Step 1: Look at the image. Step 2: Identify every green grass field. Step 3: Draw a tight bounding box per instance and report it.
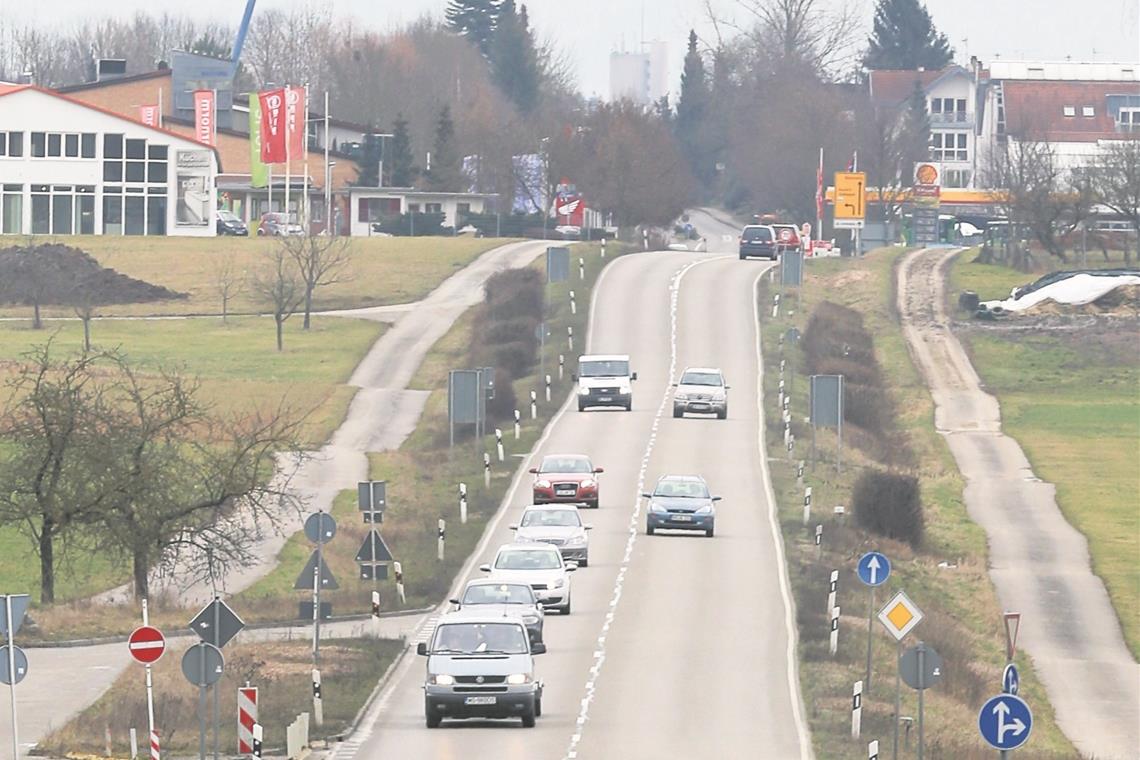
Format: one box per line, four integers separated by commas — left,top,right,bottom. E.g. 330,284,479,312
0,234,509,318
761,250,1077,758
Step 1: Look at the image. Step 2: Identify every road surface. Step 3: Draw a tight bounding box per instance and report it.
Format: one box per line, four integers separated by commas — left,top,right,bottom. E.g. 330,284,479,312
898,247,1140,759
335,210,811,760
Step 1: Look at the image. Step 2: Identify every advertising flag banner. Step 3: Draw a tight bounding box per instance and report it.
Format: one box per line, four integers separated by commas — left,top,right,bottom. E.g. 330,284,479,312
139,105,159,127
193,90,215,146
249,96,268,188
286,86,306,158
259,88,287,164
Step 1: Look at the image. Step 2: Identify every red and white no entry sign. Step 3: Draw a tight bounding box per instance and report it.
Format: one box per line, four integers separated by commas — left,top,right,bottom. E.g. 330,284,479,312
128,625,167,664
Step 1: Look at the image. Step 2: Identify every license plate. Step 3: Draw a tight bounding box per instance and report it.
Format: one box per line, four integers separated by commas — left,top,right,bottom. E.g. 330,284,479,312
671,514,692,522
556,489,576,496
598,396,612,402
465,696,497,705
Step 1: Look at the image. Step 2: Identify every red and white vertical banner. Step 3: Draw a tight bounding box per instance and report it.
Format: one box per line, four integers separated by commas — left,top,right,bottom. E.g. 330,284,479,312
259,88,287,164
193,90,215,146
285,86,305,159
139,105,159,127
150,730,160,760
238,687,258,755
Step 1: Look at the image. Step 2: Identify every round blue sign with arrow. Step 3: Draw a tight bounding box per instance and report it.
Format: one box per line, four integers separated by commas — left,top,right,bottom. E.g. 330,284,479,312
856,551,891,587
979,694,1032,750
1003,663,1020,695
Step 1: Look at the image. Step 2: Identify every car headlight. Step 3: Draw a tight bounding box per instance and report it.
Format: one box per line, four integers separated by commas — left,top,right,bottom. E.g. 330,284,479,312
578,386,590,395
619,384,632,394
649,501,667,513
581,478,596,489
567,534,587,545
696,504,713,514
535,479,551,489
554,578,565,588
506,673,532,685
431,674,455,685
522,615,540,624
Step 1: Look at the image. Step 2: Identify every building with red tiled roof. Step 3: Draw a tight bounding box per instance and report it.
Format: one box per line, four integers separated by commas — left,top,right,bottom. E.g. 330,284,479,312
0,85,220,236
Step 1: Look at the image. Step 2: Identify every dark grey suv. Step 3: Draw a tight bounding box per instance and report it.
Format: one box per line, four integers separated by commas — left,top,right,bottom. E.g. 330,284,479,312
739,225,778,260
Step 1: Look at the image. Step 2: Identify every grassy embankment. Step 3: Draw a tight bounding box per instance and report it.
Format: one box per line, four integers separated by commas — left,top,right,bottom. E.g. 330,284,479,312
758,250,1077,758
235,242,632,623
949,250,1140,658
38,637,403,755
0,236,506,616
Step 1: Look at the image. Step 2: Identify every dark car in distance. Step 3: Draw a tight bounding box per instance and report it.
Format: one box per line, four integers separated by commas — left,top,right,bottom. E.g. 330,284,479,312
739,225,778,260
216,210,248,236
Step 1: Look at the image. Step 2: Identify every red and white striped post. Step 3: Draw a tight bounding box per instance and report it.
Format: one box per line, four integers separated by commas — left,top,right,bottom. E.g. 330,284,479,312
150,729,160,760
238,686,258,756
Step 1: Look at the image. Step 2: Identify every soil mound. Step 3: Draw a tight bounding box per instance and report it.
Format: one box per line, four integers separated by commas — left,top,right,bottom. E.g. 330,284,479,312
0,243,186,305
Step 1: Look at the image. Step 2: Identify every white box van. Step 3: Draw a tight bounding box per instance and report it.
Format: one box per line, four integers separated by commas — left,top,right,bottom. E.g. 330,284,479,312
574,354,637,411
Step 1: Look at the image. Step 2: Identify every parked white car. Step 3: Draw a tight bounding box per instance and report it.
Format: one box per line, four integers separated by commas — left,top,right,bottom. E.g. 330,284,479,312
480,543,577,614
511,505,592,566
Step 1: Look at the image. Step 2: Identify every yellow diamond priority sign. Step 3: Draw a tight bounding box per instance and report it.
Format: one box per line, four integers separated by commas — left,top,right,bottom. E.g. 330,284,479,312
877,590,924,641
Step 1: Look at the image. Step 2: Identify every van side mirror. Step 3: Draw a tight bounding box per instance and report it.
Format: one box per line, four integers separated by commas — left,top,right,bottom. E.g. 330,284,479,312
528,468,539,474
631,372,638,381
571,374,578,382
531,642,547,655
564,562,578,572
593,467,604,473
712,496,722,502
479,563,491,572
509,524,519,530
641,492,652,499
417,642,428,656
584,524,593,530
448,598,460,605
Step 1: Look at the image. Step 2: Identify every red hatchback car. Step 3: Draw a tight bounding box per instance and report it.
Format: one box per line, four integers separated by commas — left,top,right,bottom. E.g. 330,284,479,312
529,454,604,509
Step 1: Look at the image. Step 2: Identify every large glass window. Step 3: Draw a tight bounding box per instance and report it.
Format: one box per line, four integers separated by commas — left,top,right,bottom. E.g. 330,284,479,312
125,138,146,159
147,196,167,235
81,133,96,158
124,196,145,235
47,133,61,157
104,161,123,182
64,133,79,158
104,134,124,159
31,132,46,158
3,132,22,157
126,161,146,182
76,188,95,234
103,192,122,235
1,185,23,234
31,190,50,233
52,194,73,234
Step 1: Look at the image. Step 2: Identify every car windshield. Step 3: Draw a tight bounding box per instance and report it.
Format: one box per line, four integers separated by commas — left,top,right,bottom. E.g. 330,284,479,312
539,456,592,473
432,622,529,654
219,211,240,222
579,360,629,378
494,548,561,570
680,371,723,386
653,479,710,498
462,583,536,605
743,226,771,241
521,509,581,528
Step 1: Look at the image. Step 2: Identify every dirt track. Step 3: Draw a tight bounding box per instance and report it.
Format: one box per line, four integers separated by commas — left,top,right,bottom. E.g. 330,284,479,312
898,247,1140,760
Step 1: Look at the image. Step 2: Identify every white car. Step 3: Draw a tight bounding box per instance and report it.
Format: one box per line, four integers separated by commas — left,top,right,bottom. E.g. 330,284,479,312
480,543,577,614
673,367,729,419
511,505,593,566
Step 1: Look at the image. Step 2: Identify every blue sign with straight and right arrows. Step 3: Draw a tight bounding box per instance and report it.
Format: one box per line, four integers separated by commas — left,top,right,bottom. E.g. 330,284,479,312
856,551,891,587
979,694,1033,750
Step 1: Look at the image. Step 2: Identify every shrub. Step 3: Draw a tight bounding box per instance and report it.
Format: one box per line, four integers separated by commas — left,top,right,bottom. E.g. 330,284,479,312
484,269,543,322
813,357,882,388
852,469,924,547
844,382,893,435
482,316,540,349
490,341,536,378
486,367,518,422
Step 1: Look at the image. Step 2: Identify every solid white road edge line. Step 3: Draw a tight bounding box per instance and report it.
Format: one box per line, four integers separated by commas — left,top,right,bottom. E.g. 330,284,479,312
563,254,725,760
751,269,814,759
330,244,629,758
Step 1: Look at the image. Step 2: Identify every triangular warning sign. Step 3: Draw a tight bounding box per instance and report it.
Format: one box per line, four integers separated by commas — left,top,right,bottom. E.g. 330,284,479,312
294,550,339,591
355,531,395,563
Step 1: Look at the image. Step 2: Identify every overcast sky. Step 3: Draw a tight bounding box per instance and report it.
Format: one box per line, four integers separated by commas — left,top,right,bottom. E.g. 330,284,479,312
3,0,1137,96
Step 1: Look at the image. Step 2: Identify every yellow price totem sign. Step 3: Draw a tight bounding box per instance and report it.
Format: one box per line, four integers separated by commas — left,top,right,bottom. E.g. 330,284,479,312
834,171,866,229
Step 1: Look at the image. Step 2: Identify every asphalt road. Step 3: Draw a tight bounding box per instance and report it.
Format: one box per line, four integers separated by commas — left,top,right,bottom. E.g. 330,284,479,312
335,211,811,760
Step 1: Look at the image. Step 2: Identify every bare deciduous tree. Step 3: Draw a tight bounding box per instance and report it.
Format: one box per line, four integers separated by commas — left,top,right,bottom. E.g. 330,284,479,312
280,233,352,329
731,0,859,76
251,248,305,351
1093,140,1140,263
212,253,247,324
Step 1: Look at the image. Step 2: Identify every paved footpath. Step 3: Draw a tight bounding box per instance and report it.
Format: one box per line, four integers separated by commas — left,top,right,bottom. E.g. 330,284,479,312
0,239,549,760
898,247,1140,760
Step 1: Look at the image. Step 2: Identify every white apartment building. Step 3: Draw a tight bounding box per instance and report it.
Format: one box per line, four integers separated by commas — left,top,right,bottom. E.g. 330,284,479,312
0,85,220,237
609,41,669,104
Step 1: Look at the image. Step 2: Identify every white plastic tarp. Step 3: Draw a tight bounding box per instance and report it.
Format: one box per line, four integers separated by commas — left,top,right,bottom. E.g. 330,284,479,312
982,273,1140,312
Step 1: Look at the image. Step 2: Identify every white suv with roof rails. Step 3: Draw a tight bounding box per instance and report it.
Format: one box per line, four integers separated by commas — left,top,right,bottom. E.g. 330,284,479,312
673,367,729,419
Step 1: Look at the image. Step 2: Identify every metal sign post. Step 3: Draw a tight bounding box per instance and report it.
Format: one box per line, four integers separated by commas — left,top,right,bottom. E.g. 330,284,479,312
877,590,924,760
857,552,892,692
4,593,28,760
141,599,157,757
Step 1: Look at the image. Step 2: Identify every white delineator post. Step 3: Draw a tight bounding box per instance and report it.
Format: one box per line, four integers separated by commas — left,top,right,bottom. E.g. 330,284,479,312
514,409,521,440
827,569,838,619
530,391,537,419
545,375,552,403
803,486,813,526
852,680,863,738
252,724,263,759
141,598,157,758
495,429,504,462
601,238,606,258
130,728,138,760
868,739,879,760
578,257,585,280
567,326,574,351
830,605,841,656
483,452,491,488
394,562,406,605
437,519,446,561
558,354,565,381
312,668,323,726
569,290,576,315
459,482,468,524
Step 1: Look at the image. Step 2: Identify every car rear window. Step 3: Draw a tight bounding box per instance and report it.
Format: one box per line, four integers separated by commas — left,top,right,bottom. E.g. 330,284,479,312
743,226,772,241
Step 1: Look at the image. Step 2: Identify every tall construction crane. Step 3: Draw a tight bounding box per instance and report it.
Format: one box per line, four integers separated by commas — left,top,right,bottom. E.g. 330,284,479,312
229,0,258,81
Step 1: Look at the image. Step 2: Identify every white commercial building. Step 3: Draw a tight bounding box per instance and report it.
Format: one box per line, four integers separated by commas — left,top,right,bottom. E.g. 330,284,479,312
349,188,498,237
0,85,220,237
